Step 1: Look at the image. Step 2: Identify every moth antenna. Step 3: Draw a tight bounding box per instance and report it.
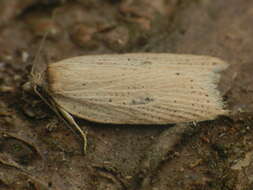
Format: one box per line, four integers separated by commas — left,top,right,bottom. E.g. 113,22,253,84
31,30,49,78
28,12,88,154
31,9,58,79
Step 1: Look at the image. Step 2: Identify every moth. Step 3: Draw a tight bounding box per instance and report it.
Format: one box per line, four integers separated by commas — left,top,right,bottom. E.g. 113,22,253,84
28,53,229,153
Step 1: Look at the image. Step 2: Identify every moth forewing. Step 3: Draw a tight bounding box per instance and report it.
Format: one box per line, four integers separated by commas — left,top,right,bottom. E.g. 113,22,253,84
47,53,229,125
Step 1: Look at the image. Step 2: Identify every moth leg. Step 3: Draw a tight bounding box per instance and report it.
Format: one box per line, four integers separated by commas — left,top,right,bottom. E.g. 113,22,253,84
33,86,88,153
58,108,88,154
32,85,88,153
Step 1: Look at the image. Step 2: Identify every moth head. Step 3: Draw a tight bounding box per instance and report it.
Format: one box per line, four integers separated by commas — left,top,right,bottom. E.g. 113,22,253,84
22,62,47,95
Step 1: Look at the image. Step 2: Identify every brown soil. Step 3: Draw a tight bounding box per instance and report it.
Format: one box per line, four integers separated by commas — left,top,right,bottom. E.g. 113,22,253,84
0,0,253,190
